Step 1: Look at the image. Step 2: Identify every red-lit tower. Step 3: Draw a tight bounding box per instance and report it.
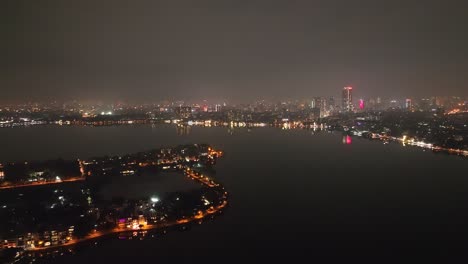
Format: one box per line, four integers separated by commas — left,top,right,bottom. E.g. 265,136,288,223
342,86,353,112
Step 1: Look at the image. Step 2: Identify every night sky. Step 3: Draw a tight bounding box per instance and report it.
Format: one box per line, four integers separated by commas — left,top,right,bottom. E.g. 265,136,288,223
2,0,468,103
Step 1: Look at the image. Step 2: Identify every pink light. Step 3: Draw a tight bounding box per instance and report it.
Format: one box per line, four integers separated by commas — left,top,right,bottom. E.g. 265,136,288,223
359,99,364,110
346,135,352,144
344,86,353,90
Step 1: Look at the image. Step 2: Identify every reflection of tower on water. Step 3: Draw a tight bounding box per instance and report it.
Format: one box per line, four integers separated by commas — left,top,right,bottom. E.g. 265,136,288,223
176,125,191,135
342,135,352,145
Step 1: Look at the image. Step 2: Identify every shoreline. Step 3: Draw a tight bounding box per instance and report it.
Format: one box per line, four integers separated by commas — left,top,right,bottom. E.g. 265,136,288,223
348,132,468,159
22,168,228,252
0,177,85,190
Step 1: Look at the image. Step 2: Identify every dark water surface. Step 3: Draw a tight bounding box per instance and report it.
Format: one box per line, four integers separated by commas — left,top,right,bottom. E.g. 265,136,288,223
1,125,468,262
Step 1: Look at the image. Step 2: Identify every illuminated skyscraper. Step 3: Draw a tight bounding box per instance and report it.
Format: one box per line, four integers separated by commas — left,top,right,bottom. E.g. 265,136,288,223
342,86,353,112
328,97,335,108
359,99,364,110
175,106,192,118
405,99,412,110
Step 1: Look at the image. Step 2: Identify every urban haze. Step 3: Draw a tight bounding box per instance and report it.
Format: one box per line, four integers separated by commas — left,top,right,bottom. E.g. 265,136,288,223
1,1,468,263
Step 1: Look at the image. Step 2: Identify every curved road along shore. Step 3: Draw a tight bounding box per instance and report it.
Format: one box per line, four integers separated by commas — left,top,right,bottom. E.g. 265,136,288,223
26,168,228,252
0,177,85,190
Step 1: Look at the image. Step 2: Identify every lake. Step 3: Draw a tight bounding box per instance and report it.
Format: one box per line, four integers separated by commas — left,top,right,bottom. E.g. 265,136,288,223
1,124,468,262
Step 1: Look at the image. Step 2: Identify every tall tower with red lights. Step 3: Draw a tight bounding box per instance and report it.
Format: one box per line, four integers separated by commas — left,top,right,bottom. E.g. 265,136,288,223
342,86,353,112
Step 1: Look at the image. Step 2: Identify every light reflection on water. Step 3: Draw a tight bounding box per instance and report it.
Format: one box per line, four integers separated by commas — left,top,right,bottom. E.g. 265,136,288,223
1,125,468,262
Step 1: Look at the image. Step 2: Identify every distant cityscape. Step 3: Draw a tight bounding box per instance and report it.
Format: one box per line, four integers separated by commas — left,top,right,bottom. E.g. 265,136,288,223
1,88,467,125
5,0,468,261
0,88,467,263
1,87,467,157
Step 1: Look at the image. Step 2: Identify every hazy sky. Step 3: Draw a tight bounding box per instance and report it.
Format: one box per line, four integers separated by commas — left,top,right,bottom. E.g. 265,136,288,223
2,0,468,103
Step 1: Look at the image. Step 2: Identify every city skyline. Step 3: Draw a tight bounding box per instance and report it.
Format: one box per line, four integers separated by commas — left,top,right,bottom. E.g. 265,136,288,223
2,1,468,262
0,87,467,106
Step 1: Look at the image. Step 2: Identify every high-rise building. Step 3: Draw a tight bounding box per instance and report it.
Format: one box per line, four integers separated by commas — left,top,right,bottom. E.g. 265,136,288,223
319,98,327,117
175,106,192,119
420,98,431,111
342,86,353,112
325,97,335,114
405,99,412,110
359,99,365,110
328,97,335,109
309,97,328,117
310,99,316,109
0,163,4,180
